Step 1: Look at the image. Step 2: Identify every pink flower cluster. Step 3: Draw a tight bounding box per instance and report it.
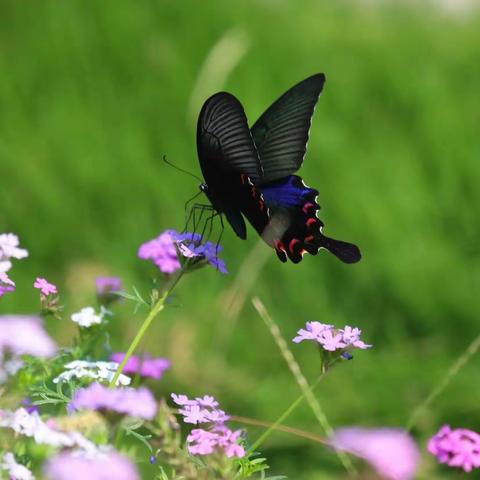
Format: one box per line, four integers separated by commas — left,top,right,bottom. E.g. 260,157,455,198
138,230,181,274
428,425,480,472
33,277,57,296
171,394,245,458
69,383,157,420
110,353,170,380
293,321,372,352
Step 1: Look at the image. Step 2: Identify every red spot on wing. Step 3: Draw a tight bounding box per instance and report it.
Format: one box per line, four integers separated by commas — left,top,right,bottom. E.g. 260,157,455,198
306,218,317,228
289,238,300,253
302,202,315,214
304,235,315,243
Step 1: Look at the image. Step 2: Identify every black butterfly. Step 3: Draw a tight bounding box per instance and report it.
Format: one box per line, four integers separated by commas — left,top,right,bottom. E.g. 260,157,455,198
196,73,361,264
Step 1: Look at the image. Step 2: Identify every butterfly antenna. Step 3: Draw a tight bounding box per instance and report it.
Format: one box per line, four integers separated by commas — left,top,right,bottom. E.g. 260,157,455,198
163,155,203,182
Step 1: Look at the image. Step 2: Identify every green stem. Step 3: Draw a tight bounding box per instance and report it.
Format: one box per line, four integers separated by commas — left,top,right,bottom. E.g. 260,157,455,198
247,375,323,454
109,263,188,388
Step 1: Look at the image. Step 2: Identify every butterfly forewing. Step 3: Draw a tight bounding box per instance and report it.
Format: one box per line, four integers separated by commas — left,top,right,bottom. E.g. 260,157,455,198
197,92,262,184
251,73,326,183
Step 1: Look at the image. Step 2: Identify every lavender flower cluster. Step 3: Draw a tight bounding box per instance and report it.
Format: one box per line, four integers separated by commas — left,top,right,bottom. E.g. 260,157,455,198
172,394,245,458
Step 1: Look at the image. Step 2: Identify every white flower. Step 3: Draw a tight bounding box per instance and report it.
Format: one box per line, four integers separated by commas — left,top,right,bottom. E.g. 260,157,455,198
1,452,34,480
0,408,92,448
71,307,103,328
53,360,131,387
0,233,29,273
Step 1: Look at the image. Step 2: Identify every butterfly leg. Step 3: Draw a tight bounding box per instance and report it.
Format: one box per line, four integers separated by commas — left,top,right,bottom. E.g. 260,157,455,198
183,191,202,228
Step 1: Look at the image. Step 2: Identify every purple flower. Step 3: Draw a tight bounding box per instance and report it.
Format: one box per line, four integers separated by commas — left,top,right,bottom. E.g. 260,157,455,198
171,393,243,458
0,272,15,297
96,277,122,295
138,230,181,274
187,426,245,458
332,427,420,480
69,383,157,420
428,425,480,472
293,321,372,353
110,353,170,380
171,231,228,274
33,277,57,296
0,315,57,357
0,233,28,273
44,450,139,480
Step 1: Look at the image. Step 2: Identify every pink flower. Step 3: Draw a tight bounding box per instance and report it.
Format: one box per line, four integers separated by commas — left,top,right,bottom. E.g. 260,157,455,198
33,277,57,296
44,450,139,480
110,353,170,380
69,383,157,420
428,425,480,472
332,427,420,480
0,315,56,357
171,393,244,458
0,272,15,297
138,230,181,274
293,322,372,353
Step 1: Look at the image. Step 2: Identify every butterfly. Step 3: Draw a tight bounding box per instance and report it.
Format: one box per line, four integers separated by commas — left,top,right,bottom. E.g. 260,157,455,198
196,73,361,264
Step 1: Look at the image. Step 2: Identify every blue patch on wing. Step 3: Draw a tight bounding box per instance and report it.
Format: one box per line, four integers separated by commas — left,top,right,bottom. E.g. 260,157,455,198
260,175,318,208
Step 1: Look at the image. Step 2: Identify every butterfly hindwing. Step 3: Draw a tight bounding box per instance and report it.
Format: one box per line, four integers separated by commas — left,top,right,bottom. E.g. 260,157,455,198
251,73,325,183
260,175,361,264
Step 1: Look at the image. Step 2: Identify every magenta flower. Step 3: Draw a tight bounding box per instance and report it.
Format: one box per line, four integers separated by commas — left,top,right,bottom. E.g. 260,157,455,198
44,450,139,480
428,425,480,472
171,393,244,458
95,276,122,295
110,353,170,380
0,272,15,297
69,383,157,420
0,315,56,357
33,277,57,296
293,321,372,353
332,427,420,480
138,230,181,274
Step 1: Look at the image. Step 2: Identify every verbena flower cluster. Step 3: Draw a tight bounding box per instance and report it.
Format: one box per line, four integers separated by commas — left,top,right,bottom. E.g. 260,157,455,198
293,321,371,353
172,394,245,457
138,229,227,274
53,360,131,386
0,233,28,273
428,425,480,472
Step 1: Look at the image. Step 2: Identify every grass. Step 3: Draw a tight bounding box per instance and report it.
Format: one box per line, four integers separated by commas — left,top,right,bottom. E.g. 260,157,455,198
1,1,479,477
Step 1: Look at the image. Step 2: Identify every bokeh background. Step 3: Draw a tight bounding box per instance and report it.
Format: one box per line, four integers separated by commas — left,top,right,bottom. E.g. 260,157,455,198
1,1,479,478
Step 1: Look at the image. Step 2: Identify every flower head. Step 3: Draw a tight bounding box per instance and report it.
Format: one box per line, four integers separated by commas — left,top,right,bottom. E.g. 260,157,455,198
138,229,228,275
53,360,131,387
71,306,106,328
138,230,181,274
44,450,139,480
171,393,244,458
171,231,228,274
0,272,15,297
69,383,157,420
293,321,372,354
110,353,170,380
33,277,57,296
0,408,94,449
0,315,56,357
428,425,480,472
332,427,420,480
95,277,122,305
1,452,34,480
0,233,28,273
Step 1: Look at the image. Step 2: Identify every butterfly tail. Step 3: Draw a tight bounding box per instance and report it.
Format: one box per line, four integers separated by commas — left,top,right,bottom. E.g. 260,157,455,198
318,233,361,264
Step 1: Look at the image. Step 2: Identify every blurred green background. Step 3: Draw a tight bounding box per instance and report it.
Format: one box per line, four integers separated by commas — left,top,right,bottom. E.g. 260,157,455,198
1,0,479,478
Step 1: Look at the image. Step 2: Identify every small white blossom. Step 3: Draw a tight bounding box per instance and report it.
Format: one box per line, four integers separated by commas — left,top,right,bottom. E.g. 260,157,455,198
0,233,29,273
1,452,34,480
71,307,103,328
53,360,131,386
0,408,93,448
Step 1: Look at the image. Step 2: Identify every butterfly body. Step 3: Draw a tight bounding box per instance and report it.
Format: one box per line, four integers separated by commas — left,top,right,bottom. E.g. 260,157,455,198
196,74,361,264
